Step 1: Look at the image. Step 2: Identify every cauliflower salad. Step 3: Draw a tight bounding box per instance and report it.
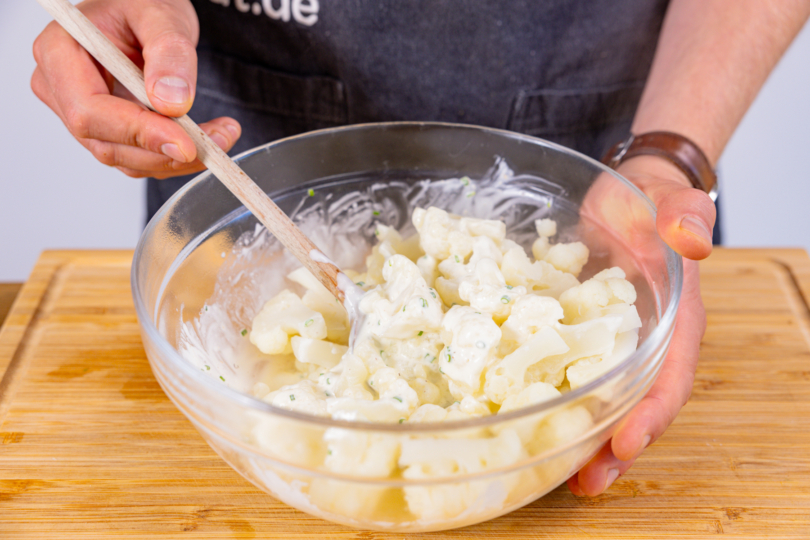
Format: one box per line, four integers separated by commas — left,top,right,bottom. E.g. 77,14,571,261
248,206,641,424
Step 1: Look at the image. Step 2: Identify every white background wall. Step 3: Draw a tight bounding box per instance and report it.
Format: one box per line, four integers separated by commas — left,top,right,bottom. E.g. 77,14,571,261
1,2,808,282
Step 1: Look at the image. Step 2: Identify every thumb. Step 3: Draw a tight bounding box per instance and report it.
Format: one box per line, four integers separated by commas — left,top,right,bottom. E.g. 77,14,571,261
127,1,200,117
617,156,716,260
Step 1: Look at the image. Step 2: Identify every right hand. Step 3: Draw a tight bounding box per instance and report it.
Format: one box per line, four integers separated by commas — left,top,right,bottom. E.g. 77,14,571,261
31,0,241,179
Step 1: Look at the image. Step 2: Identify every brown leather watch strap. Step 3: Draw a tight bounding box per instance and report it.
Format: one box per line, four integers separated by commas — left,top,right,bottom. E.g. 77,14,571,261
602,131,718,200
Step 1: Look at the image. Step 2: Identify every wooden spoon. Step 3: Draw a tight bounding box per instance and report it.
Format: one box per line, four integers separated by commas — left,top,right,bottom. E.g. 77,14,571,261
36,0,365,330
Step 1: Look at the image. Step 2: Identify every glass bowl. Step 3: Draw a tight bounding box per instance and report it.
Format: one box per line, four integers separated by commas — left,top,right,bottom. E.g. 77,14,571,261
132,122,681,532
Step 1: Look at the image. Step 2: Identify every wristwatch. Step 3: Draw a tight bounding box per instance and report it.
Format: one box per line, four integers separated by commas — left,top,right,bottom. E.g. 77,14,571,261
602,131,718,201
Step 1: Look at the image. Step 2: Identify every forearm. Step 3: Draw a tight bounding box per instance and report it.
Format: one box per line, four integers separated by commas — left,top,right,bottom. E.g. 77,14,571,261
633,0,810,165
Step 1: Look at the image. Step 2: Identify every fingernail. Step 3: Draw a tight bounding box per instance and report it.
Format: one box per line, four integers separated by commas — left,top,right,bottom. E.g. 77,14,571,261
161,143,188,163
210,131,228,149
225,123,240,139
637,434,651,457
680,215,712,243
604,468,620,492
153,76,190,104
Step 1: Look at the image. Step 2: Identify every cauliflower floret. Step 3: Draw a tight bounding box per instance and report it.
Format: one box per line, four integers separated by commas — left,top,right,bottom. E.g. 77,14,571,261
525,315,623,387
250,290,327,354
412,207,506,260
287,268,350,344
483,326,569,404
543,242,589,277
307,429,401,521
438,306,502,393
499,295,565,354
499,381,561,413
566,328,640,389
531,218,557,260
458,258,527,320
264,380,328,416
251,415,326,468
416,254,439,287
290,336,347,369
359,255,444,339
501,247,579,298
559,267,638,324
399,429,525,522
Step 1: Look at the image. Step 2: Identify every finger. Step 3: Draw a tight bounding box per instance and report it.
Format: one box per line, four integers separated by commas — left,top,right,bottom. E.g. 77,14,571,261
33,19,199,163
124,1,200,116
618,156,716,260
610,259,704,461
573,442,638,497
108,118,241,177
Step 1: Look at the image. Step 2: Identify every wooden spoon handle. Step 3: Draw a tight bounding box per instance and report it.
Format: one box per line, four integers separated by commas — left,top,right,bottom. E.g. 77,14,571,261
36,0,344,300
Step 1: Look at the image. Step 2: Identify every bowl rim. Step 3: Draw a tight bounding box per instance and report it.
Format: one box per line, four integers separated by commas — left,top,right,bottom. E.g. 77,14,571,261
132,121,683,433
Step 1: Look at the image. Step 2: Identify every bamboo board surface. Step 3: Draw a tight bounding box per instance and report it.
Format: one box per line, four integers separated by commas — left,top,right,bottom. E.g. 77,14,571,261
0,248,808,539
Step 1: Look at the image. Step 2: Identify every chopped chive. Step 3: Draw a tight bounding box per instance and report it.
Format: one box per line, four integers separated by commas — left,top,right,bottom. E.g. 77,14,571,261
328,449,332,455
430,356,435,363
506,285,513,290
307,188,315,196
389,260,393,266
447,348,452,362
374,229,380,236
304,318,314,327
466,191,476,198
219,375,225,381
369,380,374,385
289,394,296,401
205,365,210,370
417,331,423,336
327,378,331,384
240,328,247,336
420,298,428,308
393,396,403,403
356,281,365,287
399,418,405,424
547,200,552,208
204,306,208,312
429,289,437,298
373,210,380,216
402,306,406,312
454,255,460,263
501,295,510,304
461,177,470,186
380,350,384,355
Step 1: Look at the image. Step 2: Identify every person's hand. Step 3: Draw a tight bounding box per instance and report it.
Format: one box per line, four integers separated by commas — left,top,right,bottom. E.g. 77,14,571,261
568,155,715,496
31,0,241,179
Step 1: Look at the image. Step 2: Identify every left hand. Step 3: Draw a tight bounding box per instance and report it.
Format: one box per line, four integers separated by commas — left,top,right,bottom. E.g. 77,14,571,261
568,155,715,496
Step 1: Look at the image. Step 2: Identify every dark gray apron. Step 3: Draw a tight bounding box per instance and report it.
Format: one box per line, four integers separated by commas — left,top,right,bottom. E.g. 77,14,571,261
148,0,678,228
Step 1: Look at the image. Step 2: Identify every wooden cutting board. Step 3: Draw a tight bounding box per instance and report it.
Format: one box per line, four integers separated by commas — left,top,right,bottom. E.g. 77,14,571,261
1,248,809,539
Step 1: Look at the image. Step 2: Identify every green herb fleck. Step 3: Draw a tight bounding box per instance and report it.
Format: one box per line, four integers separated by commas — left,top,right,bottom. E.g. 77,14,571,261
506,285,513,290
429,289,437,298
454,255,460,263
204,306,208,312
240,328,247,336
399,418,405,424
417,331,423,336
205,365,210,370
328,449,332,455
374,229,380,236
393,396,403,403
501,295,510,304
420,298,428,308
402,305,406,312
461,177,470,186
307,188,315,197
369,380,374,385
430,356,435,363
289,394,296,401
304,318,314,327
389,260,393,266
447,348,452,362
466,191,476,198
372,210,380,216
219,375,225,381
547,200,552,208
356,281,365,287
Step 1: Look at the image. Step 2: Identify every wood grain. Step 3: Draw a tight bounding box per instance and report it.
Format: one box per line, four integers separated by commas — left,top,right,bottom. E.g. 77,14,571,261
0,248,809,538
0,284,22,329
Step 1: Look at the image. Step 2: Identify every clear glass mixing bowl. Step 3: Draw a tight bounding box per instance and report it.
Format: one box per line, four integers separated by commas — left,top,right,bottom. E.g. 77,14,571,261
132,122,681,532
